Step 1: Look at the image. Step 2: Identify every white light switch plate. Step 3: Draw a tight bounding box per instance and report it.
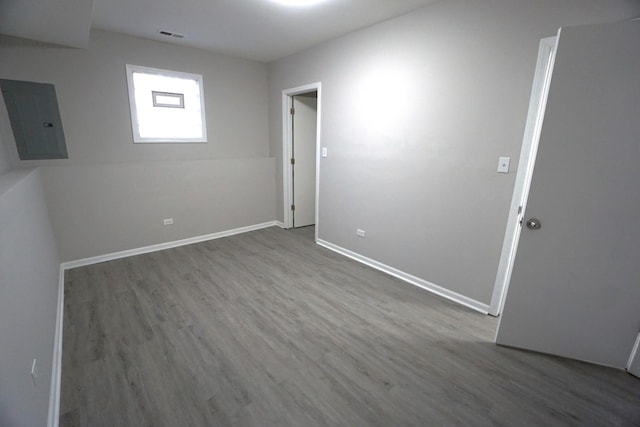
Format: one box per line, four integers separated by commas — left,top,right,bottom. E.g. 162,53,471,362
497,157,510,173
321,147,328,158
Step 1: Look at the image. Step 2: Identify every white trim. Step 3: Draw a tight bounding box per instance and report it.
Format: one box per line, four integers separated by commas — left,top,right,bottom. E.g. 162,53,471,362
47,266,65,427
314,86,322,243
152,91,185,108
46,221,487,425
48,221,279,423
125,64,207,144
282,82,322,242
626,332,640,377
282,92,292,229
317,239,489,314
61,221,279,270
489,35,558,317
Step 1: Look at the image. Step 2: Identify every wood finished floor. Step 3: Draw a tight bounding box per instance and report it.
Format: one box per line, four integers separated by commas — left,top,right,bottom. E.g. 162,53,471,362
60,226,640,426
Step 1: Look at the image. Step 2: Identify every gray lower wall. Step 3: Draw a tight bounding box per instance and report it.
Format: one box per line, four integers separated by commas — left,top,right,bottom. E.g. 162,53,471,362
40,158,275,261
0,30,276,262
0,169,60,427
268,0,640,305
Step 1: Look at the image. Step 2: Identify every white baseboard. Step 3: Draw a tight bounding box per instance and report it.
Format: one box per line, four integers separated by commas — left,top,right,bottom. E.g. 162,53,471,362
49,222,485,427
316,239,489,314
61,221,279,270
49,221,281,424
627,332,640,378
47,266,65,427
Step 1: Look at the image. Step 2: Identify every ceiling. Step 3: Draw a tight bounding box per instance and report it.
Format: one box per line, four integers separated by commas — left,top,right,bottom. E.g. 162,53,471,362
0,0,438,63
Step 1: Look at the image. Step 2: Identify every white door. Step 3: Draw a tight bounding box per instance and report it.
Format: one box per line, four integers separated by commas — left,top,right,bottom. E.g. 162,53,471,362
292,94,317,228
496,21,640,368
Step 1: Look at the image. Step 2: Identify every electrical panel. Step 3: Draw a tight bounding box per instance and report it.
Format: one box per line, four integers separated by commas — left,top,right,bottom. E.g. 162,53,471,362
1,79,68,160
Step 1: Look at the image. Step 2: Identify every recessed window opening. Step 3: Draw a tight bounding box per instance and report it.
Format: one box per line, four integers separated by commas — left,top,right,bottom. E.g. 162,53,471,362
126,64,207,143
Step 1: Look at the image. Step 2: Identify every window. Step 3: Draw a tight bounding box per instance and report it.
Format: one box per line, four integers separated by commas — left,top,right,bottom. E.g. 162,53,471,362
125,64,207,143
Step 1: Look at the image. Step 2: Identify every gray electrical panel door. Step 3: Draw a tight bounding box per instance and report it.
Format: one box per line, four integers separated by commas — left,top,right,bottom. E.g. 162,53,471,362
0,79,68,160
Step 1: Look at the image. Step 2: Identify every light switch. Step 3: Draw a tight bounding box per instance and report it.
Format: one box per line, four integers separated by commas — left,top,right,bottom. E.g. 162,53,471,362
321,147,328,158
497,157,510,173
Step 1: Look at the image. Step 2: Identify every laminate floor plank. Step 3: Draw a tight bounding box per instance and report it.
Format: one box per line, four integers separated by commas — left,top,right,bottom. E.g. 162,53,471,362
60,226,640,426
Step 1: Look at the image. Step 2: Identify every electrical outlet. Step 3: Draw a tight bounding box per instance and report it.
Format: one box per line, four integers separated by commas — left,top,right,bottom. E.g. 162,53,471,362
31,359,38,387
163,218,174,225
356,229,366,238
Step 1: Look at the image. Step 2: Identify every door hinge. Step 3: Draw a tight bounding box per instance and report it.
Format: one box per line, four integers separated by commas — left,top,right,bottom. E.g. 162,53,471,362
291,204,295,211
291,158,295,165
290,107,295,115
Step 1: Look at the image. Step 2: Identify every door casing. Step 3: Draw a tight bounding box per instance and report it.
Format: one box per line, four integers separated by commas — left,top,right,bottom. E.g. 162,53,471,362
489,36,558,317
282,82,322,240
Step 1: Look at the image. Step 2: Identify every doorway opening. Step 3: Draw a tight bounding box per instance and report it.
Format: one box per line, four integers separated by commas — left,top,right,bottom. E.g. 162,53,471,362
282,82,321,241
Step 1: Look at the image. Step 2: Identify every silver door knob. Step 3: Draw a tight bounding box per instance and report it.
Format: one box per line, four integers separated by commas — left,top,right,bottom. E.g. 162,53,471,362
526,218,542,230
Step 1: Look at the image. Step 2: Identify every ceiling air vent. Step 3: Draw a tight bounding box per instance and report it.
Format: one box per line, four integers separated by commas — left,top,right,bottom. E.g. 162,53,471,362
159,30,185,39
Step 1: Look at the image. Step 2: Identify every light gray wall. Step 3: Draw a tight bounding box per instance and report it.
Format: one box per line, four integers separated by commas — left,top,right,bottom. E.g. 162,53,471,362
0,30,275,261
268,0,640,305
0,80,58,426
0,169,60,427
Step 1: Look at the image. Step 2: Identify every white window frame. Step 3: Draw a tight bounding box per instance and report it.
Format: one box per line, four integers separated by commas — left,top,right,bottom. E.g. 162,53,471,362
125,64,207,143
152,91,185,108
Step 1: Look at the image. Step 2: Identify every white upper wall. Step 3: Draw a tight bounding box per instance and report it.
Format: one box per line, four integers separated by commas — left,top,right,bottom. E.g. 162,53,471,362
268,0,640,306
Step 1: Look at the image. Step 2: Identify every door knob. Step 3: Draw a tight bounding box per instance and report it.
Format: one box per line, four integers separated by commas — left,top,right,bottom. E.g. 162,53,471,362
526,218,542,230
